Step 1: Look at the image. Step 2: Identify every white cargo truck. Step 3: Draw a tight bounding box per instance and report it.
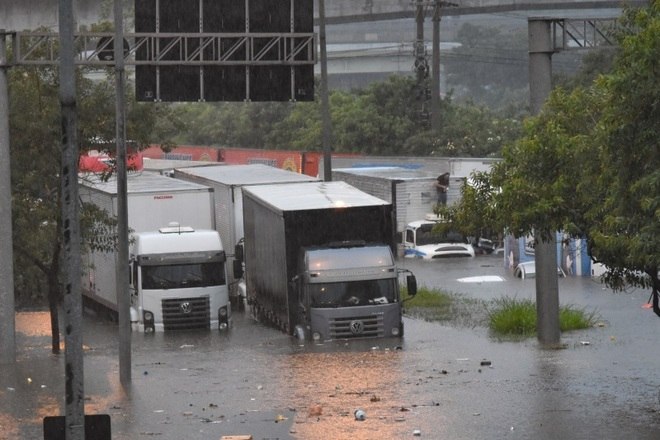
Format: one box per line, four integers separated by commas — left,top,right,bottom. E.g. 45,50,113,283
403,217,476,259
331,167,440,233
172,164,317,307
79,172,231,332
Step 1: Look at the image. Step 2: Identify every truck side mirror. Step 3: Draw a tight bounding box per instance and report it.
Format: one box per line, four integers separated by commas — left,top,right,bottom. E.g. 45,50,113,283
406,275,417,297
233,259,244,279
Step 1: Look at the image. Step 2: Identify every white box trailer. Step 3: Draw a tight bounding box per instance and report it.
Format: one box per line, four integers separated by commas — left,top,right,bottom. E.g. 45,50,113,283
80,172,216,232
172,164,318,306
332,167,440,233
79,172,231,331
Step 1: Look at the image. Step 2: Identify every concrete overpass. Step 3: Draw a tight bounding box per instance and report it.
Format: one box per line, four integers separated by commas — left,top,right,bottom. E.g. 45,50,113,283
1,0,647,31
1,0,645,91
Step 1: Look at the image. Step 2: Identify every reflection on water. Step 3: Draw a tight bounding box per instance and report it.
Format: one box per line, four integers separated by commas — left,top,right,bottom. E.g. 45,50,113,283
16,311,52,337
2,312,130,439
280,346,411,440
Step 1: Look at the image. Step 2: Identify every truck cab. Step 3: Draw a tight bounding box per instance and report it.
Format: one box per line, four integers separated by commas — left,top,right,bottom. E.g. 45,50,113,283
129,225,231,332
403,220,475,259
293,243,415,341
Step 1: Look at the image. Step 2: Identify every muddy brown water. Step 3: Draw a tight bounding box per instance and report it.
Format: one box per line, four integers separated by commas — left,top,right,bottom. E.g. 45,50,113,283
2,254,660,439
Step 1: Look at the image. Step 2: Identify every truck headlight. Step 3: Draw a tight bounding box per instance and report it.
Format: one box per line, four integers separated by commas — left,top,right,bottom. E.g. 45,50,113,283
391,327,400,336
218,306,229,329
143,310,155,333
312,332,321,341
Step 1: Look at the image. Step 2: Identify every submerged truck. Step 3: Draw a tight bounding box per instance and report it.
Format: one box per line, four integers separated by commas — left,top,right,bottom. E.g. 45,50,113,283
403,217,476,259
79,173,231,332
173,164,318,307
240,181,417,341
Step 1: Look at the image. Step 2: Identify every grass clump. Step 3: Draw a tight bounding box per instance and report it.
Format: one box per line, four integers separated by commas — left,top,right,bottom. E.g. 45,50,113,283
402,285,453,321
559,305,599,332
402,285,488,327
488,297,599,338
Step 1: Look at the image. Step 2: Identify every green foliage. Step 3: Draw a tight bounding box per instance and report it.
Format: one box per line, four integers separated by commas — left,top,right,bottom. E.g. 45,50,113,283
164,74,519,158
8,62,168,307
441,4,659,300
559,305,599,332
587,4,660,292
488,297,537,337
487,297,598,337
402,285,488,327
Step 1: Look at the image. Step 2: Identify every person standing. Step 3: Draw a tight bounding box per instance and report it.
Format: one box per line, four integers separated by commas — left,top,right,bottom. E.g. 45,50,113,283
435,172,450,205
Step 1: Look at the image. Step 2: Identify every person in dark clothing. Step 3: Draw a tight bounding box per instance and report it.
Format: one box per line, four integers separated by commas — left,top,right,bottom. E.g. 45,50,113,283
435,172,450,205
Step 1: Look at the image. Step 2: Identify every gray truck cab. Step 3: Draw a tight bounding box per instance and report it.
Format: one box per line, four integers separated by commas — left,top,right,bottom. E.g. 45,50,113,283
293,242,416,341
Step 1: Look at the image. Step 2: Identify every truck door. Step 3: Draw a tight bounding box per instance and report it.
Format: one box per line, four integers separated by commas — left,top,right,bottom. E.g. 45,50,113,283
404,228,415,252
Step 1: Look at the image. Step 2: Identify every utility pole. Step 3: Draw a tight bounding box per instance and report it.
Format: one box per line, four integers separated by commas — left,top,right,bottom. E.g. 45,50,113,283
414,0,430,125
114,0,131,387
59,0,86,437
525,16,617,347
430,1,456,132
431,1,441,132
0,30,16,366
319,0,333,181
528,18,560,347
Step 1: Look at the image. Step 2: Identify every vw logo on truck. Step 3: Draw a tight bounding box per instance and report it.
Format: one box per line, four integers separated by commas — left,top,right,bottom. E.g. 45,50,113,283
180,302,193,314
350,320,365,335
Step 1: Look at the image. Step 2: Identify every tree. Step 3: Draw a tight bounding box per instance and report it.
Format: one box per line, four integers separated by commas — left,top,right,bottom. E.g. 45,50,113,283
588,4,660,315
9,45,175,351
162,74,522,158
439,4,660,316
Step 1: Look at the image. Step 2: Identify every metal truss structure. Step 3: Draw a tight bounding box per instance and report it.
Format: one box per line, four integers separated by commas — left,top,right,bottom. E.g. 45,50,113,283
11,32,316,66
549,18,618,51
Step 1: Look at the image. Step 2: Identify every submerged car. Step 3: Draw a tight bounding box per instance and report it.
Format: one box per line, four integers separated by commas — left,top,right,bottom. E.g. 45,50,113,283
403,220,476,259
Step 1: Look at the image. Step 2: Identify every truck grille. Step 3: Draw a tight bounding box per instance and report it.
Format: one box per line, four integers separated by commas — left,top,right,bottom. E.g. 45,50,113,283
161,297,210,331
329,315,384,339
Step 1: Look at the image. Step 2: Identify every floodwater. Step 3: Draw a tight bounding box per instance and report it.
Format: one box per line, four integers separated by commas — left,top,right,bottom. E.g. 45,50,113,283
2,254,660,439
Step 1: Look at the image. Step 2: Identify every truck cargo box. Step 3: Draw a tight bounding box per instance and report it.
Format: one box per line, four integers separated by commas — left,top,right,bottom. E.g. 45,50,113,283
332,167,440,233
173,164,318,302
79,172,215,232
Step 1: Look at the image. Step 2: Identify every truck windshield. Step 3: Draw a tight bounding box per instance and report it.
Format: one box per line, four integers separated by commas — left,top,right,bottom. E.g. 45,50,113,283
142,262,226,290
416,224,466,245
308,279,397,308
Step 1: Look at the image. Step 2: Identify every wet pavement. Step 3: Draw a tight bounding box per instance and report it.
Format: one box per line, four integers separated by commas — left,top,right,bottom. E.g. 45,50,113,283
2,254,660,439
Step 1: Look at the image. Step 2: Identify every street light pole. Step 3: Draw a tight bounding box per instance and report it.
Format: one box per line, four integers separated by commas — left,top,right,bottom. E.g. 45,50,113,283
0,30,16,366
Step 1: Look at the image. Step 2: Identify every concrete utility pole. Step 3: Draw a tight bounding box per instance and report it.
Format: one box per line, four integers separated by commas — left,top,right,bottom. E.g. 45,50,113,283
431,1,441,132
114,0,131,387
0,30,16,366
415,0,426,86
59,0,86,438
528,18,560,347
319,0,333,181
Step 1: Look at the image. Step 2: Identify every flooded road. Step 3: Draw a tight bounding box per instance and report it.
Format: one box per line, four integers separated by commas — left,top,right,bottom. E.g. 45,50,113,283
2,254,660,439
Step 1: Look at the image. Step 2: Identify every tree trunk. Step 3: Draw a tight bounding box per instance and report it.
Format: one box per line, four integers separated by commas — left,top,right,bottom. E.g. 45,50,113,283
48,294,60,353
